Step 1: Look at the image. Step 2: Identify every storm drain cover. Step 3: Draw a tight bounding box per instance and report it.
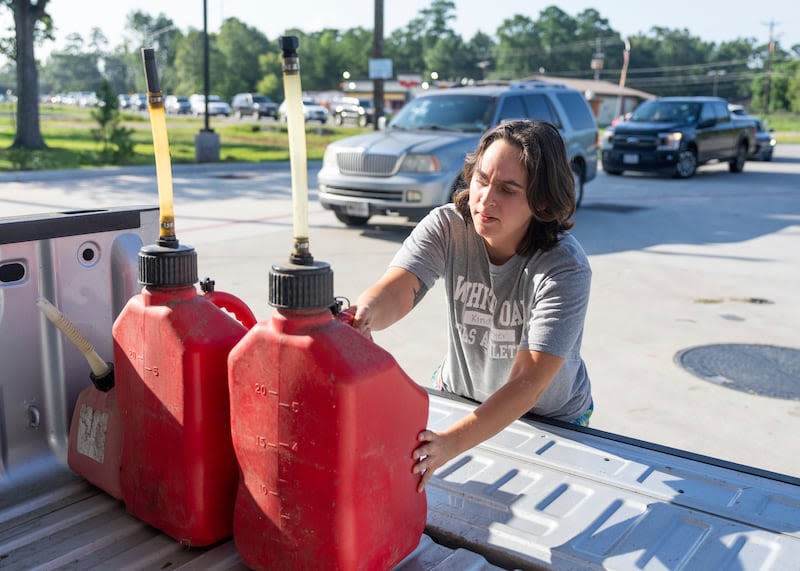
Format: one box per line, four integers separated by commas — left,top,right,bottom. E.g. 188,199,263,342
676,344,800,400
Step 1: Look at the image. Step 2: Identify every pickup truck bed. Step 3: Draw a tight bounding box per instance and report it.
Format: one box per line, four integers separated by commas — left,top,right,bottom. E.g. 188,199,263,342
2,208,799,570
2,394,799,570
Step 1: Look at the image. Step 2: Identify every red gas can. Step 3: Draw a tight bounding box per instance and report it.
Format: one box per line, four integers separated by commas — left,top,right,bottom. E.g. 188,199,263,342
228,261,428,570
113,244,256,546
68,371,123,500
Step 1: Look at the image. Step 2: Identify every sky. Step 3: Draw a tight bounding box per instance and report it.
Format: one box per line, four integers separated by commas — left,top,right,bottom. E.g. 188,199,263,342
6,0,798,61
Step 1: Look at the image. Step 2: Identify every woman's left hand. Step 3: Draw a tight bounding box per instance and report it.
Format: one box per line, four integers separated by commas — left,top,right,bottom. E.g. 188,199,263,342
411,429,459,492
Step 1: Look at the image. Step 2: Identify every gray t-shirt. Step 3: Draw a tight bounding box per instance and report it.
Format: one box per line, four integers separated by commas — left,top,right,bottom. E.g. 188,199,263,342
391,204,592,422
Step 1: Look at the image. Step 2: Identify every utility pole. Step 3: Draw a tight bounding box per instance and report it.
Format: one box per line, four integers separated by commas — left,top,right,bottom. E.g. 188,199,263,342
373,0,384,130
591,37,604,81
762,20,777,115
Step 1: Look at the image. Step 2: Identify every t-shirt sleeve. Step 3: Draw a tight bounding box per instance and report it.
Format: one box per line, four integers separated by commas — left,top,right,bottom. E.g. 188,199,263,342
389,207,451,291
520,245,592,359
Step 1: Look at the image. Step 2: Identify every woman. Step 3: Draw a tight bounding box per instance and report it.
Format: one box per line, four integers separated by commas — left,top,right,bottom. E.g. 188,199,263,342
347,119,593,492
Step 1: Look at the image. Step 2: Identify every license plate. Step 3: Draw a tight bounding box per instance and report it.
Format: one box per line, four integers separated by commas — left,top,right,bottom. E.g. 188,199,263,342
623,153,639,165
345,202,369,217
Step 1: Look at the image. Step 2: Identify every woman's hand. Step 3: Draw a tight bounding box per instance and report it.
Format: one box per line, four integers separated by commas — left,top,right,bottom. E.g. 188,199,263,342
411,430,460,492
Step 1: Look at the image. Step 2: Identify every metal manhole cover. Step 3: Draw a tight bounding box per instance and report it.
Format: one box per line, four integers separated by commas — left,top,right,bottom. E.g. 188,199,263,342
675,344,800,400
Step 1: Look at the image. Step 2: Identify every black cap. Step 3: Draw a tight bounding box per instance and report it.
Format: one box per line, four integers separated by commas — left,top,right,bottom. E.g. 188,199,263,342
138,243,198,287
269,260,334,310
278,36,299,58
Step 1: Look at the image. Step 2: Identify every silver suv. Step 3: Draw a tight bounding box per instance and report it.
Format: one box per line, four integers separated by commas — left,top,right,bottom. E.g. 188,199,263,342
317,82,598,226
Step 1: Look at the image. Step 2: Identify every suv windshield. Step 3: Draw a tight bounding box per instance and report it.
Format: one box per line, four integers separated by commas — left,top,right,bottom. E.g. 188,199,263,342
390,94,496,132
631,100,700,124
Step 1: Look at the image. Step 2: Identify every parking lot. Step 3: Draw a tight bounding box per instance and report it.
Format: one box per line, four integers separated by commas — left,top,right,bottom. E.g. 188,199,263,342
3,145,799,477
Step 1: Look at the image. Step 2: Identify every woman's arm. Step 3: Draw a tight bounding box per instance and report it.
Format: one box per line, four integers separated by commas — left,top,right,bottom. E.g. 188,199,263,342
351,267,425,335
412,348,564,491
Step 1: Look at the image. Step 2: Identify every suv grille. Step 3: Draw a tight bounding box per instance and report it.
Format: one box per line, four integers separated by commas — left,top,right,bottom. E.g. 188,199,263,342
324,186,404,201
337,152,399,176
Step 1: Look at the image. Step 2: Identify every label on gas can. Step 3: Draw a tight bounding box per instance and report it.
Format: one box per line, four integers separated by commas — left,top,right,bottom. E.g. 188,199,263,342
76,404,108,463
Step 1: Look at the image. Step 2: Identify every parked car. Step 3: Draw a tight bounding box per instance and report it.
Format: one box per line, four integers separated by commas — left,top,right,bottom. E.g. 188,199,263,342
278,98,329,124
332,96,374,127
317,82,598,226
165,95,191,115
127,93,148,111
231,93,278,119
750,118,776,161
189,94,231,117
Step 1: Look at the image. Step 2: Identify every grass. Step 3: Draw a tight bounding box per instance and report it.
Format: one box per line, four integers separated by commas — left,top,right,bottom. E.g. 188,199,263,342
0,103,799,172
0,103,364,171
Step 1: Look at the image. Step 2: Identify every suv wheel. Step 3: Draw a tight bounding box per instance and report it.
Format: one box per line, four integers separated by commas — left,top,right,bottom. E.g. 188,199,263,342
571,162,585,208
334,210,370,227
358,114,368,128
334,114,344,126
235,110,244,119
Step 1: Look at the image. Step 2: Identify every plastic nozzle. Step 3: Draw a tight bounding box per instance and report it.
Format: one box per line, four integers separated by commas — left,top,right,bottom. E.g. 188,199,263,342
37,297,111,379
278,36,299,58
142,48,161,94
141,47,177,246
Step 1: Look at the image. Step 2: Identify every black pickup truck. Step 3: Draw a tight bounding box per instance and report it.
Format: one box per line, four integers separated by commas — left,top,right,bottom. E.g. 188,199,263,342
602,96,757,178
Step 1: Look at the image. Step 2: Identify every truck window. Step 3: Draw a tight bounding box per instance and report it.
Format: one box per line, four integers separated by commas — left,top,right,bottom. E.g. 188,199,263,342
713,101,731,123
700,103,716,124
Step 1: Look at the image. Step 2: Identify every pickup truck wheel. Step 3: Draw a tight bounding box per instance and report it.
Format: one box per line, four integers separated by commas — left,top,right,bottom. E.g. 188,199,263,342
358,115,368,128
334,114,344,126
729,142,747,173
674,149,697,178
334,211,370,227
571,162,584,208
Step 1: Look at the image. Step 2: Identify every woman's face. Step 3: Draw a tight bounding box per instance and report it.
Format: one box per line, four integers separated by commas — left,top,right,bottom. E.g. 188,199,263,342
468,139,533,264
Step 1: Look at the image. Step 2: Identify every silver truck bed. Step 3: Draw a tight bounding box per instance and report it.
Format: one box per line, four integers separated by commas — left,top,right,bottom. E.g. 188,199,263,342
2,208,799,570
2,391,799,570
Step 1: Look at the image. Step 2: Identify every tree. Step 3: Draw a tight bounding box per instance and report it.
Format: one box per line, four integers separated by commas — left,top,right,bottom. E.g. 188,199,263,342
2,0,52,150
493,15,539,78
215,17,271,97
91,80,133,164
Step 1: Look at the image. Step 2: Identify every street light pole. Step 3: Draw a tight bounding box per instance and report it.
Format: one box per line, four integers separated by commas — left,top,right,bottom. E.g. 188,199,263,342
707,70,726,97
615,39,631,119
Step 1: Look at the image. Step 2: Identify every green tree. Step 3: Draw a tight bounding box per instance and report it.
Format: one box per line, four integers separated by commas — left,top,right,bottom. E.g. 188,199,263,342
256,50,283,102
466,31,495,80
1,0,53,150
122,10,181,93
39,32,104,95
493,15,539,78
91,80,133,164
215,17,271,98
171,28,227,97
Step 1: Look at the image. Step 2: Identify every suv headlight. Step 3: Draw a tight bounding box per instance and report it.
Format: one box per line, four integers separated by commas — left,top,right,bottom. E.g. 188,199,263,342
323,146,338,169
657,132,682,151
399,154,441,173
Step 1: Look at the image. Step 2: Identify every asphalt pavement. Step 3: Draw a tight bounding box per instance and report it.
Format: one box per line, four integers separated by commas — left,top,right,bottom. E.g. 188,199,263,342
2,146,799,478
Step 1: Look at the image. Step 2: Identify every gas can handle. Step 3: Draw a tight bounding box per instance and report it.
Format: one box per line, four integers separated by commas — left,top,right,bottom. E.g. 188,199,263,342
200,278,258,329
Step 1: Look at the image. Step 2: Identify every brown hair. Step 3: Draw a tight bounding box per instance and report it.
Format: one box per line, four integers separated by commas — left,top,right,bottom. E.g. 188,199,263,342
454,120,575,254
